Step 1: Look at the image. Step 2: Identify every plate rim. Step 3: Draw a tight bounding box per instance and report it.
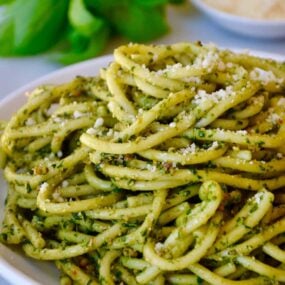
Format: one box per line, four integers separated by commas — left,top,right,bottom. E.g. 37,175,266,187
0,49,284,285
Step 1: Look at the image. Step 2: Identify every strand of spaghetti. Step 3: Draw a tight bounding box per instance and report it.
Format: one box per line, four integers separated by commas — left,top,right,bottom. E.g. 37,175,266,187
0,189,26,244
214,263,237,277
1,87,58,153
50,116,96,152
164,181,223,250
211,190,273,253
136,235,193,284
196,170,285,190
17,197,36,209
86,204,152,220
57,230,98,244
262,242,285,263
183,126,285,148
7,116,95,139
89,81,112,103
84,165,115,191
37,187,122,214
113,264,139,285
107,99,136,123
115,43,218,81
117,89,195,141
106,62,136,115
213,156,285,173
59,275,72,285
127,193,153,207
208,217,285,262
188,263,271,285
22,223,124,260
96,164,285,191
20,216,45,249
120,257,150,271
157,202,190,226
13,184,37,198
112,189,167,248
230,94,265,119
27,137,52,153
58,184,101,197
4,146,89,188
165,273,200,285
196,80,259,128
87,185,199,220
210,118,248,130
56,260,99,285
112,177,195,191
236,256,285,282
81,98,214,154
143,213,222,271
99,250,120,285
136,182,222,283
222,49,285,79
63,172,86,185
100,67,135,86
33,215,110,233
137,143,228,165
53,101,98,116
134,76,169,99
114,47,185,91
221,191,272,234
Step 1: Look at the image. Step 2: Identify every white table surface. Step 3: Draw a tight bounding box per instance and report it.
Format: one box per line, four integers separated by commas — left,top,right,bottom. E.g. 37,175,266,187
1,2,285,284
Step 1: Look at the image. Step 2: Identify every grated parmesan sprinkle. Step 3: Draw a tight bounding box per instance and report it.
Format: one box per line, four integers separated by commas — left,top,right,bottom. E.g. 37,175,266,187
62,180,69,187
155,242,165,254
250,67,283,85
266,113,282,125
86,128,97,135
181,143,197,155
25,118,36,126
146,164,157,172
57,150,63,158
208,141,219,150
73,110,85,119
94,117,104,128
40,182,49,192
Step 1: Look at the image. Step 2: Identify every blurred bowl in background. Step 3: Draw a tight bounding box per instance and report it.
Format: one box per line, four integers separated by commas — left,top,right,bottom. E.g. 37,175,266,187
191,0,285,39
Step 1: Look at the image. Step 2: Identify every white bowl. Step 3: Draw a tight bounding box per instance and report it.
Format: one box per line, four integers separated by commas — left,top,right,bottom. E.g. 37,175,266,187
191,0,285,38
0,50,284,285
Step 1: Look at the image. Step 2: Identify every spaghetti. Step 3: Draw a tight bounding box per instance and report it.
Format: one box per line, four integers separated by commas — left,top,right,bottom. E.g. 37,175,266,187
1,42,285,284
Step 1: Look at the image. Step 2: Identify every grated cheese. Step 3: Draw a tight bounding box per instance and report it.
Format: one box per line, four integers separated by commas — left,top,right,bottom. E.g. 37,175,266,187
86,128,97,135
266,112,282,125
57,150,63,158
62,180,69,187
25,118,36,126
250,67,283,85
73,110,85,119
94,117,104,128
181,143,197,155
40,182,49,192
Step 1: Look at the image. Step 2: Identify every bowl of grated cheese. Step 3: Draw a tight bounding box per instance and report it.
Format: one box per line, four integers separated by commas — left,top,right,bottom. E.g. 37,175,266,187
191,0,285,38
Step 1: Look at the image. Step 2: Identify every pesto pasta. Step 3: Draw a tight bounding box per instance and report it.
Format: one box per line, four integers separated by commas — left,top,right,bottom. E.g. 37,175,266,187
1,42,285,285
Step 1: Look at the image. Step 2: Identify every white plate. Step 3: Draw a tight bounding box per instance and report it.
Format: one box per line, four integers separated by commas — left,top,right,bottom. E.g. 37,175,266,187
0,50,284,285
191,0,285,39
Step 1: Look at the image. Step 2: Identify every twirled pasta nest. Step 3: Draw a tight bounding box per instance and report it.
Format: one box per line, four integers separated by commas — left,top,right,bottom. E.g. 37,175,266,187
1,42,285,285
